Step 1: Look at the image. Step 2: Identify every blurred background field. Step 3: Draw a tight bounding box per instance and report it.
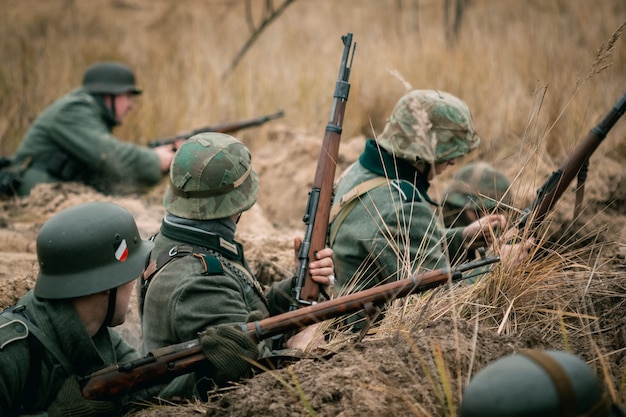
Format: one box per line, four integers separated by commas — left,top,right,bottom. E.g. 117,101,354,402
1,0,624,162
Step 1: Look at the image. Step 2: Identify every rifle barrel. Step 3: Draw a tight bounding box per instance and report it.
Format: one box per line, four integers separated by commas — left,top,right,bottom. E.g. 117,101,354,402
81,256,498,400
519,92,626,231
256,255,499,340
147,110,285,148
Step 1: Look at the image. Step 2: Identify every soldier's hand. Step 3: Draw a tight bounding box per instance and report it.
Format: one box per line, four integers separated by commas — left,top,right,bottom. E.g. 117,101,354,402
499,237,535,268
153,143,178,173
198,325,260,386
47,376,120,417
293,237,336,287
462,214,507,249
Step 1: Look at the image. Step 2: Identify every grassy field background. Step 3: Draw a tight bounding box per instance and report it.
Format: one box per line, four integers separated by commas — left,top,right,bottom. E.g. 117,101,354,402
1,0,625,165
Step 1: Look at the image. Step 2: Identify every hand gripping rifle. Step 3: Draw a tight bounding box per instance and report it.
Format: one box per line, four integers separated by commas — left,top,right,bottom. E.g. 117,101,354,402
517,92,626,233
147,110,285,148
80,255,499,400
292,32,356,307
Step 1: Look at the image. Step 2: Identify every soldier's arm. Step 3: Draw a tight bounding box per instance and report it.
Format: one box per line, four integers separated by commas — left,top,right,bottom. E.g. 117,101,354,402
51,100,162,184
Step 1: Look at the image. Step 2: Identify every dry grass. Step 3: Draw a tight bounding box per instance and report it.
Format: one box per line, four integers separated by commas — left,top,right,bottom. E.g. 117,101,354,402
1,1,625,166
2,0,626,414
366,205,626,402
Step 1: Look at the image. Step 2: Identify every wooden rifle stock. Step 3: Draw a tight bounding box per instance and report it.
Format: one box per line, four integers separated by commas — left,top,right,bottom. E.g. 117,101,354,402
147,110,285,148
518,92,626,232
81,256,499,400
293,33,356,306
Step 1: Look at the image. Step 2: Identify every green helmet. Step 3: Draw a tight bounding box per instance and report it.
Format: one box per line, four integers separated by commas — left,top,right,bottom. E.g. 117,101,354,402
34,201,153,299
460,350,622,417
82,61,142,95
443,162,511,211
163,132,259,220
377,89,480,165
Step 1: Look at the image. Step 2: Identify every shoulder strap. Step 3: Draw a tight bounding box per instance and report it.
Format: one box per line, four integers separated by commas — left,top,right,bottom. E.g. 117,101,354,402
1,306,75,375
329,176,390,246
0,314,28,349
140,244,225,316
140,243,269,311
2,306,75,416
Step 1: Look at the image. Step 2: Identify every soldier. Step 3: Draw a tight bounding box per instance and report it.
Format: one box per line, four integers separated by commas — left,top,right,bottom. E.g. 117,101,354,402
329,90,533,301
11,61,179,196
442,161,512,228
138,132,335,399
460,349,626,417
0,201,152,415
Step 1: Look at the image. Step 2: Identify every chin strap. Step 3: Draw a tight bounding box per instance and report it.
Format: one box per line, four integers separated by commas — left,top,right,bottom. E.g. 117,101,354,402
102,287,117,330
102,93,119,125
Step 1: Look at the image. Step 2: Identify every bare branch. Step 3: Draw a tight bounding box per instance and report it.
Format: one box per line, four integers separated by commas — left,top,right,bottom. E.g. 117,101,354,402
224,0,297,79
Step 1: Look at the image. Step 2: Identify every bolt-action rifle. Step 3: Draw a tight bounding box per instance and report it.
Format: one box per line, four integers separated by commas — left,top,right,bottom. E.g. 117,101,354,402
517,92,626,233
147,110,285,148
292,32,356,307
80,255,499,400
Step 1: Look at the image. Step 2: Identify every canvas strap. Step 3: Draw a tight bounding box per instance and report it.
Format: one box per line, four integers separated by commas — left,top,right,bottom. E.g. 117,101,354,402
328,176,390,246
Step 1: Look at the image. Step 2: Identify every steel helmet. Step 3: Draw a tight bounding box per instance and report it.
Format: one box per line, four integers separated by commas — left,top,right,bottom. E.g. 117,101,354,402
377,89,480,165
82,61,142,95
460,350,621,417
163,132,259,220
443,162,512,210
34,201,153,299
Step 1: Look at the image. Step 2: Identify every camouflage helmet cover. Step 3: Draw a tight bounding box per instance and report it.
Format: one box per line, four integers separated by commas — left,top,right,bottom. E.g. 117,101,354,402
377,89,480,164
460,349,620,417
82,61,142,95
164,132,259,220
34,201,154,299
443,162,512,210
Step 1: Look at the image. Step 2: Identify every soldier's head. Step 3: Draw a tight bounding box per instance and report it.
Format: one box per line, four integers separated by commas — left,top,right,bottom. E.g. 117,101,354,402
460,350,624,417
377,90,480,178
35,201,153,329
163,132,259,221
82,61,141,123
442,162,512,227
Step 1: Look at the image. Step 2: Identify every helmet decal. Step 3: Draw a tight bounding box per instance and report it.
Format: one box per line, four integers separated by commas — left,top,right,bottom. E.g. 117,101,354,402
114,239,128,262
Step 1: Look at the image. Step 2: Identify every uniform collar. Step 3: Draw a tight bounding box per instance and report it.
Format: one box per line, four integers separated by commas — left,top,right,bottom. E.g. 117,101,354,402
160,214,244,261
359,139,432,196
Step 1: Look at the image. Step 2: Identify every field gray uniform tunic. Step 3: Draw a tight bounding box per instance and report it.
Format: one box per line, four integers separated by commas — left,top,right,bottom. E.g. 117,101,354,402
330,139,467,293
139,214,294,398
14,88,161,196
0,291,139,416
